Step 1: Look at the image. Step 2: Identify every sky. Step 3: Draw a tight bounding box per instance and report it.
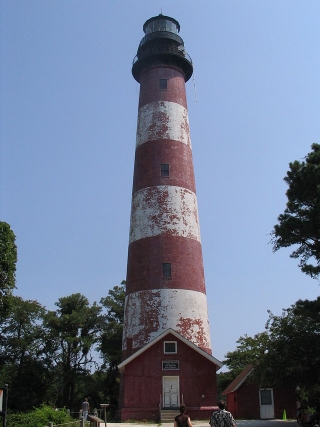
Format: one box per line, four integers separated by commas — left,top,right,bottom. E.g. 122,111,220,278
1,1,320,366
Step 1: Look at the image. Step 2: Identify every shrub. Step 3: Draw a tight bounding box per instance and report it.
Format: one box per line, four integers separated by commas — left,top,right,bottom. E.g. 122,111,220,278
7,405,74,427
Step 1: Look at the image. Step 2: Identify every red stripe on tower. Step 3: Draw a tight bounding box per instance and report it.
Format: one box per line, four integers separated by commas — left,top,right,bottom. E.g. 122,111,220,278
122,14,212,359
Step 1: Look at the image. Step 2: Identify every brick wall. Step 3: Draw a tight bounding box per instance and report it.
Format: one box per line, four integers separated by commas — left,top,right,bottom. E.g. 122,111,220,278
120,333,218,421
226,383,296,420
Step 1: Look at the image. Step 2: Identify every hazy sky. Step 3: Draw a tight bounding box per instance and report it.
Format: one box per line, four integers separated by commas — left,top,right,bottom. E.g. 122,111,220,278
1,1,320,365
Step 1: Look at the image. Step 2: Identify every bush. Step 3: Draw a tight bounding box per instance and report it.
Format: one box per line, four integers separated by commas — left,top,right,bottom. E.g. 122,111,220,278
7,405,74,427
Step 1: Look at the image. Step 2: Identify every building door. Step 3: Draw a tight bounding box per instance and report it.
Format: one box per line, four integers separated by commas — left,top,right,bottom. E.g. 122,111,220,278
259,388,274,419
163,376,179,408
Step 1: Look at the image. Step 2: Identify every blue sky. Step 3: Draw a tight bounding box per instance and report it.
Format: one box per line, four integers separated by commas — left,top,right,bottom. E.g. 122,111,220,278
1,1,320,365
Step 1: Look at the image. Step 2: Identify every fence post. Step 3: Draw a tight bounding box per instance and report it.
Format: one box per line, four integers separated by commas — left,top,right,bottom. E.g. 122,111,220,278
48,423,53,427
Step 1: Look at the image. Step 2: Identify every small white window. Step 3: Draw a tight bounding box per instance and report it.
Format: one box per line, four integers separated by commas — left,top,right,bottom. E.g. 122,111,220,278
164,341,177,354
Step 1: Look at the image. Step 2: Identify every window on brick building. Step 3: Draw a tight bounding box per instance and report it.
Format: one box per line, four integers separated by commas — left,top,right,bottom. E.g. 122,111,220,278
260,389,272,405
162,263,171,278
164,341,177,354
161,164,169,176
159,78,167,89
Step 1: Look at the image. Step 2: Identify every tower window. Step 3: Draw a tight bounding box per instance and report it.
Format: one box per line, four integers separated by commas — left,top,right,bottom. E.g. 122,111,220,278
162,263,171,278
159,79,167,89
164,341,177,354
161,164,169,177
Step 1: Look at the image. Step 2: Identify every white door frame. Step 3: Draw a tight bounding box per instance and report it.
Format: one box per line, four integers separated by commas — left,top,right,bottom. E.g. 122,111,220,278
163,376,179,408
259,388,274,419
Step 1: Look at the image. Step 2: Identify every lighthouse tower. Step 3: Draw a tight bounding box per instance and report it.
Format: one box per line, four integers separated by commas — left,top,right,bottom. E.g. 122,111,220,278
119,15,222,421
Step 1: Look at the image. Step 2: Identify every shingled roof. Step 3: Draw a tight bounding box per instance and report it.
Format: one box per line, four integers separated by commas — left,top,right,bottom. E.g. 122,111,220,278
222,364,254,395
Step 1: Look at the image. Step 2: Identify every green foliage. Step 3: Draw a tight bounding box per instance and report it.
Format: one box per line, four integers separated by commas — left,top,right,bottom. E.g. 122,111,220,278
0,296,53,411
43,293,103,410
7,405,74,427
221,332,270,397
0,281,126,416
224,298,320,411
256,298,320,399
0,222,17,314
271,143,320,279
0,222,126,416
79,369,108,414
99,281,126,416
1,296,46,364
101,280,126,324
216,371,237,399
99,281,125,368
223,332,270,375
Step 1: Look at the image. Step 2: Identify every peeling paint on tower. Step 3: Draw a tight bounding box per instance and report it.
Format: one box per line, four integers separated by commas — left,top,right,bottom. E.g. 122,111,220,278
123,289,211,353
136,101,191,147
122,14,212,361
119,14,220,422
129,185,201,243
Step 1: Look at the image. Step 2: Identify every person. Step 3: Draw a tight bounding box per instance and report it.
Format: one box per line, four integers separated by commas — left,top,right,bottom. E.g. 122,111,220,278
209,400,236,427
81,398,90,420
174,404,192,427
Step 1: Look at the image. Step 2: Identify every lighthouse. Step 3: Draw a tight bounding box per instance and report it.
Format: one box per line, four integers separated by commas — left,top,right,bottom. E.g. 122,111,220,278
118,15,222,421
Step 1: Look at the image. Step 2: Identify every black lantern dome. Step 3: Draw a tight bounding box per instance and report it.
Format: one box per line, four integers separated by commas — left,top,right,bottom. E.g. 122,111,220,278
132,14,193,83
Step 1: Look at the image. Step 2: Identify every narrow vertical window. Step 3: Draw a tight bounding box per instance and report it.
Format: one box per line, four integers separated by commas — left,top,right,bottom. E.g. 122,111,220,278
162,263,171,278
161,164,169,177
159,78,167,89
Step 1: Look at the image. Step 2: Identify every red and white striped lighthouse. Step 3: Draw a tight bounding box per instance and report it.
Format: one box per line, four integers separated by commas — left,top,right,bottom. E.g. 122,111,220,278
123,14,212,358
119,15,221,422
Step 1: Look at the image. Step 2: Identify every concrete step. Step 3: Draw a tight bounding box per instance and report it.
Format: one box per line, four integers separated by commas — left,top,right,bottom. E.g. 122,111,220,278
161,409,179,422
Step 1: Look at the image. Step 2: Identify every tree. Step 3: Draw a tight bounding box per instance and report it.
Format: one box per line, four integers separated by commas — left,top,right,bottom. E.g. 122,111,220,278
218,332,270,396
0,296,53,411
216,371,238,400
98,281,125,416
43,293,102,410
0,222,17,314
224,298,320,412
271,143,320,279
255,298,320,405
223,332,270,375
99,281,125,368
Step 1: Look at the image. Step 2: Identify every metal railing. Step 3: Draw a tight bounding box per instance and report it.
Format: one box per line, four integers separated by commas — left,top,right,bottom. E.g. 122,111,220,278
47,418,89,427
47,422,80,427
133,45,192,65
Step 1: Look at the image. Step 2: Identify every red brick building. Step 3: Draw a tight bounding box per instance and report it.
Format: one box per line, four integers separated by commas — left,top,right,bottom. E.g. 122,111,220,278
119,329,222,421
222,365,296,419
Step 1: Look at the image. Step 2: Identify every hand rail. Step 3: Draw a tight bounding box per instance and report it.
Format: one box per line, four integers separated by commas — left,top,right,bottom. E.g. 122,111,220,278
133,45,192,65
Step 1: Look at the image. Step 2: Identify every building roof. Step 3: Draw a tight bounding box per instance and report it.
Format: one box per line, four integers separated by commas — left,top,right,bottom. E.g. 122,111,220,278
118,328,223,372
222,364,254,395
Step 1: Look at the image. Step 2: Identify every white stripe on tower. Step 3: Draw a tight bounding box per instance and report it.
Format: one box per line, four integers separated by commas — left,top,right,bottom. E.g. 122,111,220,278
136,101,191,148
129,185,201,243
124,289,211,351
